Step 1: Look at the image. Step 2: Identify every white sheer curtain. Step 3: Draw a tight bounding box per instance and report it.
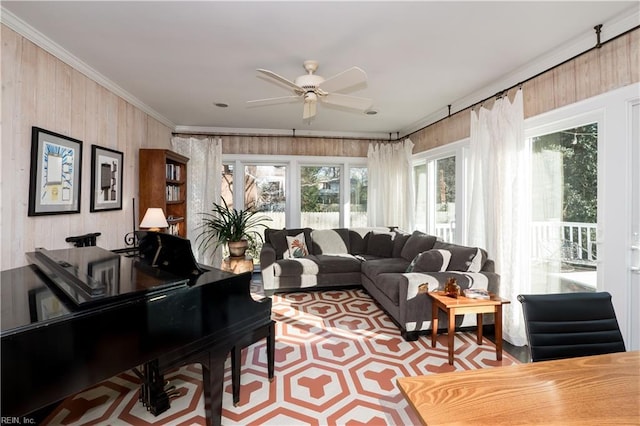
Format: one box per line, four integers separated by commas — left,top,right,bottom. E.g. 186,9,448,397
367,138,415,231
467,90,530,346
171,136,222,267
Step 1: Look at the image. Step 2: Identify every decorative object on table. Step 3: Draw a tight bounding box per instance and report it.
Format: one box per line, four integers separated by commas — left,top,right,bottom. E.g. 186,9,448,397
28,127,82,216
139,208,169,232
90,145,123,212
464,288,491,299
418,283,429,294
444,277,460,298
196,199,272,258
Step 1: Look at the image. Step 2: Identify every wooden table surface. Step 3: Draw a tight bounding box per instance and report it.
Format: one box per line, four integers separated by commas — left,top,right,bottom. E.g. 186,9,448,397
397,351,640,425
428,291,510,365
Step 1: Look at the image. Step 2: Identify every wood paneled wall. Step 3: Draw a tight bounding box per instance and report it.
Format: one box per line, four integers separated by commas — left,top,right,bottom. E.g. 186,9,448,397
410,28,640,153
1,25,172,269
220,135,375,158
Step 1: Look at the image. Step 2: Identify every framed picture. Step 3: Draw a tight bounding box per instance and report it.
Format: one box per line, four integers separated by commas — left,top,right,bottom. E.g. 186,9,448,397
90,145,124,212
28,127,82,216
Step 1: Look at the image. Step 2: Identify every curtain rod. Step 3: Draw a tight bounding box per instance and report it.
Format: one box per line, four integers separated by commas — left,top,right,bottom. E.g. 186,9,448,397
171,131,389,142
406,23,640,140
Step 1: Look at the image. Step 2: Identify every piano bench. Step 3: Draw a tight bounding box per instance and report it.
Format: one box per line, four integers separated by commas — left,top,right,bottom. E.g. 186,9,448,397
231,320,275,406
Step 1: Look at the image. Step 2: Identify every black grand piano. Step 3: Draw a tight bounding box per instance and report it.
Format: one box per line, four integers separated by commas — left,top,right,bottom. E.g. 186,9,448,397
0,231,274,425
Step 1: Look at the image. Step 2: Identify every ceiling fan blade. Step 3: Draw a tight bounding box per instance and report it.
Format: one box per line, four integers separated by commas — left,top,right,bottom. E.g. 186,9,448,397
318,66,367,93
321,93,372,111
246,95,301,107
256,69,304,94
303,101,317,120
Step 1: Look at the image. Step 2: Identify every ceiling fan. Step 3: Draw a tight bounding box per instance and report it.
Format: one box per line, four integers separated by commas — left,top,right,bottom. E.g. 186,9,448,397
248,60,373,120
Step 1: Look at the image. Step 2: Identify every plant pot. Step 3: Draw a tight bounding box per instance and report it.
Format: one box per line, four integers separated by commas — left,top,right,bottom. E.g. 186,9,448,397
227,240,249,258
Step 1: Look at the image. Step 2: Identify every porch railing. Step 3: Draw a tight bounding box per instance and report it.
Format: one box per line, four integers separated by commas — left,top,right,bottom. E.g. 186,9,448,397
532,221,597,264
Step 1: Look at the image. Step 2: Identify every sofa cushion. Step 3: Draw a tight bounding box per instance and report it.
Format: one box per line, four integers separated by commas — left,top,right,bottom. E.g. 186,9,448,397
362,257,411,280
392,230,411,258
314,254,362,274
284,232,309,258
266,228,313,259
311,228,350,254
348,227,388,254
400,231,437,262
273,257,320,277
433,241,488,272
366,232,394,257
406,249,451,272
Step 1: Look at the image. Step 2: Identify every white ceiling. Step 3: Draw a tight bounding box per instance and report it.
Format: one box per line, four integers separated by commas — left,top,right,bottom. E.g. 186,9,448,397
2,1,639,139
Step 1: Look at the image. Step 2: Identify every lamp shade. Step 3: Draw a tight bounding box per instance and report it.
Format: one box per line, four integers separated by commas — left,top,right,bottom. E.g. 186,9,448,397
140,208,169,231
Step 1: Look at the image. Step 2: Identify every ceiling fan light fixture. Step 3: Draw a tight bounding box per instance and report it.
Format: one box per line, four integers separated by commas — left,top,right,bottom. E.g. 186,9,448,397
304,92,317,103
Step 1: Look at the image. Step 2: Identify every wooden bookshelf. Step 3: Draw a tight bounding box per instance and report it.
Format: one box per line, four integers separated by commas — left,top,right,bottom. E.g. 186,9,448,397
139,149,189,237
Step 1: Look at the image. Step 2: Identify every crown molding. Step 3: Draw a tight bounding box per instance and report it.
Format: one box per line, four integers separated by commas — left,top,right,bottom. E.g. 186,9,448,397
1,7,176,130
399,5,640,138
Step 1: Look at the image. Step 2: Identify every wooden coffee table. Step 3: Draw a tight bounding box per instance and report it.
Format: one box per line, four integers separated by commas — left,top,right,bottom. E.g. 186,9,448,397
428,290,510,365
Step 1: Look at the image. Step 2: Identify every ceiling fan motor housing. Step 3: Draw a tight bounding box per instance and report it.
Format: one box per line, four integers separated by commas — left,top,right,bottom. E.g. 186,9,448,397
294,74,325,92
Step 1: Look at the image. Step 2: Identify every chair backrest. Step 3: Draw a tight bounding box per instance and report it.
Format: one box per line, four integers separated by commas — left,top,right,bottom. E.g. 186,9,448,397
517,292,626,362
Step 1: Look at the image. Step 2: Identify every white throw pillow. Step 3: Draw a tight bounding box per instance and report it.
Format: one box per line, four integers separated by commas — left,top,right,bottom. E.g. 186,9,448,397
284,232,309,258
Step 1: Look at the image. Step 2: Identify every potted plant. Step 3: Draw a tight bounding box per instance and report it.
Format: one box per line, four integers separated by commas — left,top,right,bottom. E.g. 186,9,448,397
197,199,272,258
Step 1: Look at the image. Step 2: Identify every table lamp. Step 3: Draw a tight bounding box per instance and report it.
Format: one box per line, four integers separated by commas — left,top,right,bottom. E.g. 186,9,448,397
140,208,169,232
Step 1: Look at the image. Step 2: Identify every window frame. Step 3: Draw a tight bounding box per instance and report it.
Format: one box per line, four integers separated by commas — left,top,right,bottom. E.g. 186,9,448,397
412,139,467,244
222,154,367,228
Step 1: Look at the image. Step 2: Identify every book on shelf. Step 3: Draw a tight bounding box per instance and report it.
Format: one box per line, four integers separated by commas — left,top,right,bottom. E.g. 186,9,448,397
464,288,490,299
165,163,182,181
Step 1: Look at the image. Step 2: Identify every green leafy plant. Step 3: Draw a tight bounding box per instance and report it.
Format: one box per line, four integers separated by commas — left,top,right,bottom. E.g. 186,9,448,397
196,199,272,254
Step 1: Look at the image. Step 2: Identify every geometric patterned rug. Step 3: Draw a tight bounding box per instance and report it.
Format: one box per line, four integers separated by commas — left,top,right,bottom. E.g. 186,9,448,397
43,288,520,425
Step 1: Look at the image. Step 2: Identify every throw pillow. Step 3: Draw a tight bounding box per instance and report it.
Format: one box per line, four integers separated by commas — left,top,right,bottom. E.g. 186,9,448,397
366,232,394,257
392,231,411,258
266,228,313,259
400,230,437,262
434,241,488,272
411,249,451,272
286,232,309,258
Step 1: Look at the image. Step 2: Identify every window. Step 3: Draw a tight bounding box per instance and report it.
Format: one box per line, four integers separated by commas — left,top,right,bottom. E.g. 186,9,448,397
220,163,286,260
243,164,287,231
300,166,341,228
413,153,458,242
223,155,366,230
435,156,456,242
530,123,598,294
349,167,368,227
413,164,427,232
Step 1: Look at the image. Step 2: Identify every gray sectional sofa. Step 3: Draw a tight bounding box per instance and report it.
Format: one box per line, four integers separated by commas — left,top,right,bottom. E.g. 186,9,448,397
259,227,500,340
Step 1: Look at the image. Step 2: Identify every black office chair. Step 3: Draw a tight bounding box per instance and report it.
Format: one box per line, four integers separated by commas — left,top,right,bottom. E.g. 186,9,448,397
517,292,626,362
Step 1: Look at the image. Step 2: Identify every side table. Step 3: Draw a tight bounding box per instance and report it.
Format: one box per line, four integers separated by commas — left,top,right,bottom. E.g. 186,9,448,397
221,255,254,274
428,290,510,365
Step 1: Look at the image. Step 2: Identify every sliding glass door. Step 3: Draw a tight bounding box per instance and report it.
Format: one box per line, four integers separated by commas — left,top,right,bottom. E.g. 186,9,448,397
530,123,598,294
413,154,457,242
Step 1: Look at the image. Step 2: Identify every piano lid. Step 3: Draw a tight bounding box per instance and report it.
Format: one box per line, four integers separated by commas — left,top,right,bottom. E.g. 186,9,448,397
26,246,190,309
